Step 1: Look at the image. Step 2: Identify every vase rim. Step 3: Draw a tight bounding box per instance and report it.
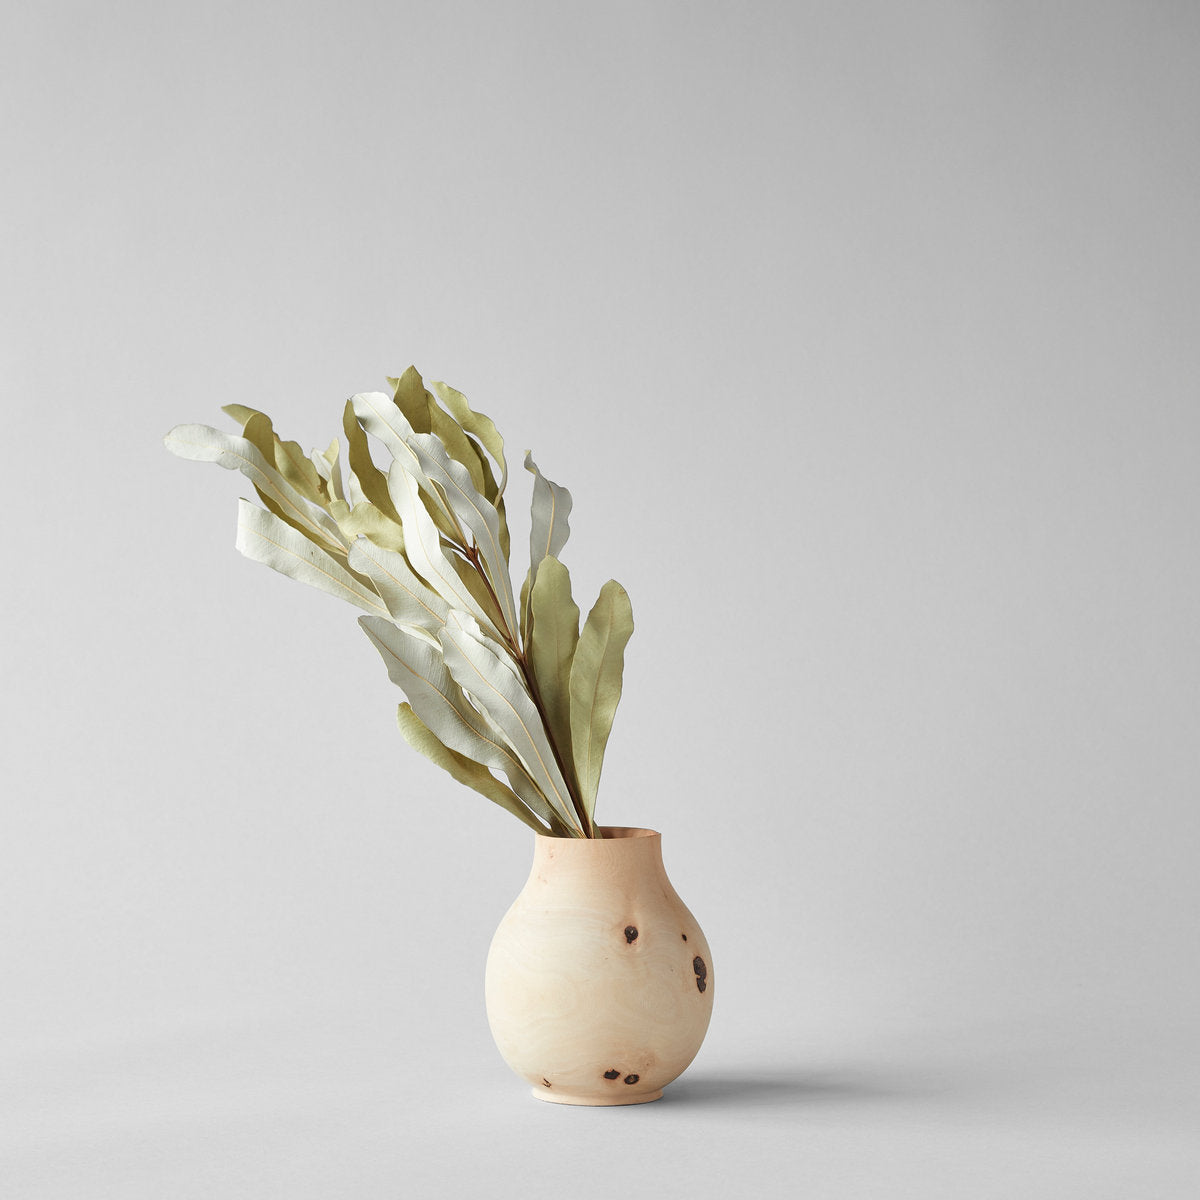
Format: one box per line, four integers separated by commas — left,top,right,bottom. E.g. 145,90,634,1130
535,826,659,841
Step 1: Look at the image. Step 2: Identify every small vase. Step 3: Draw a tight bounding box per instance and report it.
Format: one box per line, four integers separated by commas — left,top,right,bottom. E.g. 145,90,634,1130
485,826,713,1105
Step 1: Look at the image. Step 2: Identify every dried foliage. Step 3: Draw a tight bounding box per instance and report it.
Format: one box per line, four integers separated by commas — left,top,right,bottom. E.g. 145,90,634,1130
166,367,632,837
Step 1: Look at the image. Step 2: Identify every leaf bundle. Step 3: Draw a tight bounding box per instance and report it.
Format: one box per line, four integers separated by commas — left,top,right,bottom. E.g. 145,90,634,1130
165,368,632,837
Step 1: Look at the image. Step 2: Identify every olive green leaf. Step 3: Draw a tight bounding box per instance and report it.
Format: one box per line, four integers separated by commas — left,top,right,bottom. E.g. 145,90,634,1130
569,580,634,822
518,569,532,645
390,368,487,496
219,403,260,431
398,370,491,499
528,556,580,794
341,400,402,525
223,405,329,506
439,612,583,835
236,500,389,616
241,412,327,505
430,379,508,494
395,703,551,835
164,423,344,555
330,499,405,552
387,367,434,433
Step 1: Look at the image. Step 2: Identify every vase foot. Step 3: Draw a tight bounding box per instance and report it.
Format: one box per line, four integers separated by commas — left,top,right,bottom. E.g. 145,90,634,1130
531,1086,664,1107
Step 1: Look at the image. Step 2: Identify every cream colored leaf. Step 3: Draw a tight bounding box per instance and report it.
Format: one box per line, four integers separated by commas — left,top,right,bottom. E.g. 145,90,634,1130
395,704,553,835
359,617,559,828
347,539,449,634
408,429,517,632
523,452,572,638
439,612,582,835
235,500,388,616
311,438,345,504
525,451,572,570
467,433,511,556
386,464,500,636
164,423,344,554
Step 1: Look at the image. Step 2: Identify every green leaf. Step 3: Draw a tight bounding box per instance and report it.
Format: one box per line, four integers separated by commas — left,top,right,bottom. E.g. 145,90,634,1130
395,704,551,834
528,556,580,796
439,612,583,835
236,500,389,616
569,580,634,823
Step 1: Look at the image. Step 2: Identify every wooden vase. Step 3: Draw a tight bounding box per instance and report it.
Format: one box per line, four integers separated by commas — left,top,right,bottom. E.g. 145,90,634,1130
485,826,713,1105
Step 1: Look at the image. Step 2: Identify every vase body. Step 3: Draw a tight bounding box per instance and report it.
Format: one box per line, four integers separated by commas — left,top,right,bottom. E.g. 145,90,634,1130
485,826,713,1105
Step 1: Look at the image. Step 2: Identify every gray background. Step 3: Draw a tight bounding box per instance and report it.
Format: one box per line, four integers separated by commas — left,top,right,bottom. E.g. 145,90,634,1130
3,2,1198,1196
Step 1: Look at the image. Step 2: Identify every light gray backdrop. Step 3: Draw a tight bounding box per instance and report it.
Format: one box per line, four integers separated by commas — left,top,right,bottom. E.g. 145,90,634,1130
3,2,1197,1197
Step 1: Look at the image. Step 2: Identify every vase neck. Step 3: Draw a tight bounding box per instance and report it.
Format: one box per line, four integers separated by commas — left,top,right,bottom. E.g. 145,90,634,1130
530,827,666,888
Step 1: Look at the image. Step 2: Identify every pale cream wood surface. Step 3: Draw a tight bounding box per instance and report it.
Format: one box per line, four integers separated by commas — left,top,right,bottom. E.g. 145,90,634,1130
485,828,713,1105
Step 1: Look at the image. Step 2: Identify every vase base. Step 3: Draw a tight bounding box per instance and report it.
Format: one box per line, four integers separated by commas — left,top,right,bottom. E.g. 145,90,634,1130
531,1086,664,1107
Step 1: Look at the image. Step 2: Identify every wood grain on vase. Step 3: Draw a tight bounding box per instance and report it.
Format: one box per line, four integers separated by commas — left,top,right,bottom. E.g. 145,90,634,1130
485,827,713,1106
